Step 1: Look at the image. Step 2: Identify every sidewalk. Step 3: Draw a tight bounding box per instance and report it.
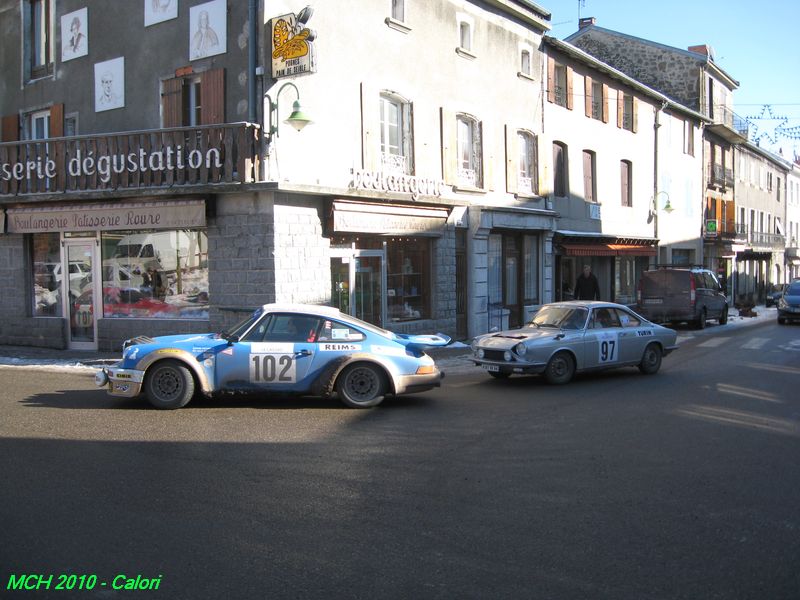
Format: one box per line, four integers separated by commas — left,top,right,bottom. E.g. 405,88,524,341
0,305,776,372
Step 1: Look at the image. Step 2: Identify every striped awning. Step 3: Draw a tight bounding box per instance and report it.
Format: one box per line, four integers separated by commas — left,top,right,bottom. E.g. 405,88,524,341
561,243,656,257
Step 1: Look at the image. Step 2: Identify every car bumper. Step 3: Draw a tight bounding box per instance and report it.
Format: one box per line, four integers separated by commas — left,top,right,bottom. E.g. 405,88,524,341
95,366,144,398
473,358,547,375
394,368,445,395
778,308,800,321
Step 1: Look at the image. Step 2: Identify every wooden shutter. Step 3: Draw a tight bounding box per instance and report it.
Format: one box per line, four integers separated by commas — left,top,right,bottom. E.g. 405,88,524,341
632,97,639,133
547,57,555,104
505,125,518,194
616,90,624,129
360,82,380,171
200,68,225,125
161,77,183,127
1,115,19,142
440,107,457,184
602,84,609,123
537,134,552,197
584,76,592,117
49,103,64,137
566,66,574,110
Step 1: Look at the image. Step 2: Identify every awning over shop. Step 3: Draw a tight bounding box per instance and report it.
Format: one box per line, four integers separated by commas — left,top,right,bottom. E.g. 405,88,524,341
561,243,657,257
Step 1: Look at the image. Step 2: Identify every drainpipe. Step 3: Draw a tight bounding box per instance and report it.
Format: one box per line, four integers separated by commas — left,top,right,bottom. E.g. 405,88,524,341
248,0,258,124
653,104,661,265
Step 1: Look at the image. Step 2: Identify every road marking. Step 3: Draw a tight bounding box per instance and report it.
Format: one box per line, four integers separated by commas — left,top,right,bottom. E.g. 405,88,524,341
741,337,768,350
697,338,727,348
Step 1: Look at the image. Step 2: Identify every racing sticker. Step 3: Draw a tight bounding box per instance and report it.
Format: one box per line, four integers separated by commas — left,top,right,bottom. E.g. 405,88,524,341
596,331,619,363
320,343,361,351
249,353,296,383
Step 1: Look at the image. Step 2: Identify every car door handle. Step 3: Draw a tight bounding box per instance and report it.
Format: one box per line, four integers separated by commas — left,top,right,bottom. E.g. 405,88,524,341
294,349,311,358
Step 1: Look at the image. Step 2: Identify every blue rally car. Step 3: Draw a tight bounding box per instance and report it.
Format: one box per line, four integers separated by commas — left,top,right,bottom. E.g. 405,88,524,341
95,304,451,409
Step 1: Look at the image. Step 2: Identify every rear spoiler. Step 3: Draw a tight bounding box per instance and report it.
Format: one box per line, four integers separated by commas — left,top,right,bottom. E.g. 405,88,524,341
392,333,452,352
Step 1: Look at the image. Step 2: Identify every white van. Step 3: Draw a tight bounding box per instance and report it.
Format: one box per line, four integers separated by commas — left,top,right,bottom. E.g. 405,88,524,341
110,231,194,273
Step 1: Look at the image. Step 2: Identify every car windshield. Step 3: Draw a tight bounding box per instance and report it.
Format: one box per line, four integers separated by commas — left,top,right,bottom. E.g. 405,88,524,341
788,283,800,295
219,308,264,339
529,305,588,330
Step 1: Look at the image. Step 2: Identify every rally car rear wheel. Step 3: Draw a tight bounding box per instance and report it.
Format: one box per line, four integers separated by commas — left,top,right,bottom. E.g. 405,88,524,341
144,359,195,409
638,343,662,375
336,363,386,408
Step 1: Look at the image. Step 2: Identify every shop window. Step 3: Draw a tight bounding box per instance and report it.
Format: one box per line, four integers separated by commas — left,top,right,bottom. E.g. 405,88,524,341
380,93,413,175
457,113,482,188
523,235,539,305
100,229,209,320
31,232,64,317
386,238,431,322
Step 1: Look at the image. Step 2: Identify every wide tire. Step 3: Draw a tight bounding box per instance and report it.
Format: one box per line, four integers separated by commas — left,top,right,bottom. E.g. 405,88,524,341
544,352,575,385
719,306,728,325
695,308,707,330
638,343,662,375
144,359,195,409
488,371,511,379
336,363,386,408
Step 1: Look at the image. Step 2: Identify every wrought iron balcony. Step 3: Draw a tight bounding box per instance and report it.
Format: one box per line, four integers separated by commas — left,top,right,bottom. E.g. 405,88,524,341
0,122,261,197
709,164,735,189
749,231,785,250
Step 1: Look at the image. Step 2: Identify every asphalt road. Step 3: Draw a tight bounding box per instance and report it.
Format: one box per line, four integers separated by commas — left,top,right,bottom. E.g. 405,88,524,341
0,320,798,599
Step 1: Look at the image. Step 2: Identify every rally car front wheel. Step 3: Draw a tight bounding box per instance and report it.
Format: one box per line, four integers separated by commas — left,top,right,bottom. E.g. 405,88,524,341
144,359,195,409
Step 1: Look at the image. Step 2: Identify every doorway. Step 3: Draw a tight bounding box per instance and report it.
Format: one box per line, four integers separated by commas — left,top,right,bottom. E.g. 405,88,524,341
63,238,99,350
330,246,386,328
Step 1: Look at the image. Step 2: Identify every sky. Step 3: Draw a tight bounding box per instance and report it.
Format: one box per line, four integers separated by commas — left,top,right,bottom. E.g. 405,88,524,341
542,0,800,159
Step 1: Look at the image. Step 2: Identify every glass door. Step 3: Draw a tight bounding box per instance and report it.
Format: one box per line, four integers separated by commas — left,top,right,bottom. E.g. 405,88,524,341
64,240,98,349
330,248,386,328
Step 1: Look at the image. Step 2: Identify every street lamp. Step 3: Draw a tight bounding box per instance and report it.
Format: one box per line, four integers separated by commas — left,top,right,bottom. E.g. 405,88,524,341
264,82,312,144
649,191,672,220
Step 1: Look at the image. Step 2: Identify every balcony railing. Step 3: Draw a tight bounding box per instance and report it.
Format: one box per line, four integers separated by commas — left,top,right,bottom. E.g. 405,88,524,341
711,105,750,138
749,231,785,250
709,164,734,189
0,122,261,196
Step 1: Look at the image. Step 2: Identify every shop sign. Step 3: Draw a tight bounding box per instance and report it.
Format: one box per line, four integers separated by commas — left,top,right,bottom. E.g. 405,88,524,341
351,168,448,201
332,200,447,236
705,219,718,237
6,200,206,234
269,7,316,79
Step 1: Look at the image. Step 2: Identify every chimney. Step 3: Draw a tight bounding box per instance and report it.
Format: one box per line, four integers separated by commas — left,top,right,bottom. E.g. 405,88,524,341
688,44,715,60
578,17,596,29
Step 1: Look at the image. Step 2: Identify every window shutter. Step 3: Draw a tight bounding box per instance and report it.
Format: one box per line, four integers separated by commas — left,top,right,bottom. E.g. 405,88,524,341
566,66,574,110
406,102,416,175
632,97,639,133
547,57,555,104
537,134,552,197
583,151,593,203
616,91,623,129
1,115,19,142
584,76,592,117
505,125,518,194
161,77,183,128
361,82,380,171
200,68,225,125
482,121,493,191
602,84,609,123
440,107,457,184
49,103,64,137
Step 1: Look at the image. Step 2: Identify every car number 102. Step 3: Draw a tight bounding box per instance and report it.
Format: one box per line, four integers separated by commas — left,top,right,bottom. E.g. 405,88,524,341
250,353,296,383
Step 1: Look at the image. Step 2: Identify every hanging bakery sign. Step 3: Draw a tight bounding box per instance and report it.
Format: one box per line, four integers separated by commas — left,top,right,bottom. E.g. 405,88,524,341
269,6,317,79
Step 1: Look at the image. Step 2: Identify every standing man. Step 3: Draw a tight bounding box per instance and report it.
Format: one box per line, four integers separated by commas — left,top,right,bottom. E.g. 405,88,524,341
575,264,600,300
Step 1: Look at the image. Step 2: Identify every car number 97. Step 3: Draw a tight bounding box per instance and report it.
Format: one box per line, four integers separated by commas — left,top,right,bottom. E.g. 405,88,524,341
250,353,296,383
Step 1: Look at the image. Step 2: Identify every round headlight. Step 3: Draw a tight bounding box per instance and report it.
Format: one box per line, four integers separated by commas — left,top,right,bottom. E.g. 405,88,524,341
515,343,528,357
477,348,485,359
503,350,512,362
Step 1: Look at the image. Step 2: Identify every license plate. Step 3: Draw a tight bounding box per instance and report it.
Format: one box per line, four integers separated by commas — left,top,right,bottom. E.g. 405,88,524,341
481,364,500,372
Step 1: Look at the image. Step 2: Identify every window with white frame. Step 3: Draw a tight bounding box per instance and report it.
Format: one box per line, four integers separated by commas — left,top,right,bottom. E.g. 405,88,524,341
459,21,471,51
457,114,481,187
380,93,413,175
520,49,531,77
517,131,537,195
24,109,50,140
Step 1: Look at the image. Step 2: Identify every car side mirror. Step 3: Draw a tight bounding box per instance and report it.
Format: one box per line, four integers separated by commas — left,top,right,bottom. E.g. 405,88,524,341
224,334,239,345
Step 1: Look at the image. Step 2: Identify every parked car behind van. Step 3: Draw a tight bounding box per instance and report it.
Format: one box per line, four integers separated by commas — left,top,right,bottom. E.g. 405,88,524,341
636,267,728,329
